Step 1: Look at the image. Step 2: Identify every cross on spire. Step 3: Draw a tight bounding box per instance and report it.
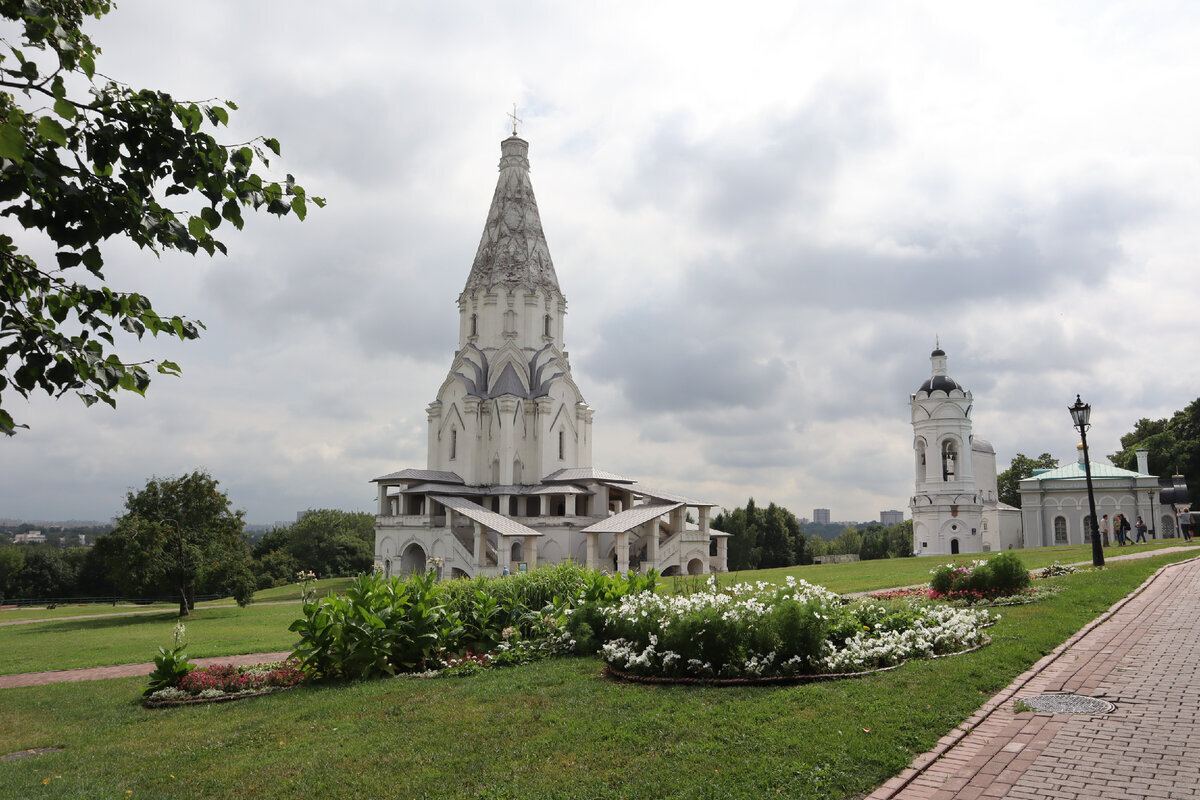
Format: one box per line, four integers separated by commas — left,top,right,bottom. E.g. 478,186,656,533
508,103,523,136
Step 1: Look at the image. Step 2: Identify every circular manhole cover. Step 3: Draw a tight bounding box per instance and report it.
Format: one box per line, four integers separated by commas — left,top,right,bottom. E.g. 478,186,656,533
1020,694,1114,714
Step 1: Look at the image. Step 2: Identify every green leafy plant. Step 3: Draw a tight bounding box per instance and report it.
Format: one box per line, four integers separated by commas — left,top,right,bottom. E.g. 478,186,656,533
289,570,460,680
929,553,1031,602
143,623,193,696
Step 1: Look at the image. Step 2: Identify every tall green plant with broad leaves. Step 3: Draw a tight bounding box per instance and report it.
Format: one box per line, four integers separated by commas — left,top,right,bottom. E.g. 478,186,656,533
144,623,192,696
289,571,460,680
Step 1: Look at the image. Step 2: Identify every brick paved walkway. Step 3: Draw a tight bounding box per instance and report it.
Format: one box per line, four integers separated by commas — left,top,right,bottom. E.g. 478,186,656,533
0,652,293,689
868,555,1200,800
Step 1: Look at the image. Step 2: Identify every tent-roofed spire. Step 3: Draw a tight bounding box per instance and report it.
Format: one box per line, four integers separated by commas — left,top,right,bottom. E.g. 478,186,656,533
463,136,560,295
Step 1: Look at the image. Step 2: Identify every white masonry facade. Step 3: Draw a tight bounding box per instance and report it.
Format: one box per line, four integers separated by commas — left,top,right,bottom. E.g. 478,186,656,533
909,347,1022,556
373,135,728,580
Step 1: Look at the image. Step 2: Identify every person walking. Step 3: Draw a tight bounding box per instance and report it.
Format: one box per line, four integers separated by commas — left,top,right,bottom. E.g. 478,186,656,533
1118,514,1132,545
1100,514,1111,547
1179,508,1194,543
1135,515,1148,543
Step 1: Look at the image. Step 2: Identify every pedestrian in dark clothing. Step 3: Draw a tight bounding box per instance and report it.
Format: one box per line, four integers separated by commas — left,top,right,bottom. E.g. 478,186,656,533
1135,516,1148,543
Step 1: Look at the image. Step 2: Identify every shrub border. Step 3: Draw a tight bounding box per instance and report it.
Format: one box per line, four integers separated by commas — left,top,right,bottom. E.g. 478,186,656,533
600,635,990,687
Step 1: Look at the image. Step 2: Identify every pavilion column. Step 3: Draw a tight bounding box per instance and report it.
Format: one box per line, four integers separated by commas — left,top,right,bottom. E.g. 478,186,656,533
586,531,598,569
645,520,659,568
717,537,728,571
699,506,710,533
525,535,538,569
377,483,389,516
616,530,629,574
474,522,485,569
499,534,511,572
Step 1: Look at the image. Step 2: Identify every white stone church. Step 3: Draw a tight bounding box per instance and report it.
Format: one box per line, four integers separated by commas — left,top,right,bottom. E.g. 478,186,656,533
909,347,1022,556
372,134,728,579
908,346,1178,557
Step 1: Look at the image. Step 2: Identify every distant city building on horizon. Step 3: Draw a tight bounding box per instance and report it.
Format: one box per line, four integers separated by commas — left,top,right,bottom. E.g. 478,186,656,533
880,510,905,526
812,508,831,524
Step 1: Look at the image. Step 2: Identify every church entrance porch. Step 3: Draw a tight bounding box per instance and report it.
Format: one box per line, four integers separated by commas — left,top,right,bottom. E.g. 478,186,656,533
400,542,427,576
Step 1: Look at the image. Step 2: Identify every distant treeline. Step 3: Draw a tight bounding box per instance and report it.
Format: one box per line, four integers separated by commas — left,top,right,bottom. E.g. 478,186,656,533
715,499,913,572
0,509,374,603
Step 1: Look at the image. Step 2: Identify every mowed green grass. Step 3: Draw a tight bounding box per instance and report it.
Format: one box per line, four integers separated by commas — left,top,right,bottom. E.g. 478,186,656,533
0,579,354,675
0,552,1191,800
698,539,1193,594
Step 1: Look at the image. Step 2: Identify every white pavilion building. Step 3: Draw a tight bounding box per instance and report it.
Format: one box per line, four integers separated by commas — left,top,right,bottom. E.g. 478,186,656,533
372,134,728,579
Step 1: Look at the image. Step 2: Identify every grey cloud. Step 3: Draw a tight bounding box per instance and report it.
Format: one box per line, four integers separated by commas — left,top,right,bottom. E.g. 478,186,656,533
623,80,893,230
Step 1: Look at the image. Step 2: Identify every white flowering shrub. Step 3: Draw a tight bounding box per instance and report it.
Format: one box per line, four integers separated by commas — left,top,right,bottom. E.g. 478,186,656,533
600,576,992,679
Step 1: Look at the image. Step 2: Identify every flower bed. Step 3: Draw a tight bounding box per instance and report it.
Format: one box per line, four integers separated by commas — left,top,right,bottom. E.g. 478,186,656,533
145,660,306,707
598,576,992,681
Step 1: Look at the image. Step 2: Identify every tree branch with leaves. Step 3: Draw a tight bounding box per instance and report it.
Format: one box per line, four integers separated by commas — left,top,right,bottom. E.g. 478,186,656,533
0,0,323,434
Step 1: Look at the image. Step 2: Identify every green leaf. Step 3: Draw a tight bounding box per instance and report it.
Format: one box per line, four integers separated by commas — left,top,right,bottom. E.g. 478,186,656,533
291,195,307,221
37,116,67,147
157,360,181,376
200,206,221,231
79,53,95,78
188,215,207,238
53,98,77,121
56,251,84,268
263,137,281,155
0,123,27,161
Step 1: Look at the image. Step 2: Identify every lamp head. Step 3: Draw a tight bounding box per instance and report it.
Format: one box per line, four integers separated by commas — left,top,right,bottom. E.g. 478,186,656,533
1069,394,1091,430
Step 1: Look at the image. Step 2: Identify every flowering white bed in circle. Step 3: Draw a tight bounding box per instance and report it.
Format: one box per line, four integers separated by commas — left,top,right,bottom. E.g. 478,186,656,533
599,576,993,680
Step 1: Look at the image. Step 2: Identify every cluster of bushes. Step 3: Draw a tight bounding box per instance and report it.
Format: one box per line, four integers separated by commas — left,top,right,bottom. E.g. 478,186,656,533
928,552,1031,601
251,509,375,590
598,576,993,680
288,562,656,681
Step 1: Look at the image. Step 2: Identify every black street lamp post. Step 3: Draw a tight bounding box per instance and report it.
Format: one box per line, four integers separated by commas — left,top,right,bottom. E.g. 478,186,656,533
1069,395,1105,567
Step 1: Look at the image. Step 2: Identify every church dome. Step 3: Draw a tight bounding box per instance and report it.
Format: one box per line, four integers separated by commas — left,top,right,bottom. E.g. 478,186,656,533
918,375,963,394
916,345,964,395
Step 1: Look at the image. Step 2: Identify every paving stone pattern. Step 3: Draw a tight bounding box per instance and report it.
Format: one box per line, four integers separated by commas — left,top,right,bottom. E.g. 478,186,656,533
869,555,1200,800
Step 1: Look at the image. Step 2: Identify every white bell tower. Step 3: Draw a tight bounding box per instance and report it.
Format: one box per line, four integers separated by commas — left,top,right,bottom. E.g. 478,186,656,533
909,346,984,556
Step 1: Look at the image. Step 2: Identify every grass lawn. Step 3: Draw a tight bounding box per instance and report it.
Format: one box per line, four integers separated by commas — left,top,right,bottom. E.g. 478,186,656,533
0,578,357,674
0,551,1194,799
693,539,1196,594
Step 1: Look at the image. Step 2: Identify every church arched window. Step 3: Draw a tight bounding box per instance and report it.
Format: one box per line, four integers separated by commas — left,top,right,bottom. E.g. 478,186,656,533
544,314,552,337
1054,516,1067,545
450,428,457,460
558,430,565,460
941,440,958,481
470,313,478,337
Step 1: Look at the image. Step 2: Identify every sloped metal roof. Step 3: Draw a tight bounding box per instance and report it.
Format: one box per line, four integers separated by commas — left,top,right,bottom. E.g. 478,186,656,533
606,482,713,507
401,483,487,496
581,503,682,533
542,467,634,483
435,496,542,537
1020,462,1151,482
372,469,464,484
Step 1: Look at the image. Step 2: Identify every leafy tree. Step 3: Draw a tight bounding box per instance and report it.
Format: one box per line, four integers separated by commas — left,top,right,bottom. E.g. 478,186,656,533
826,527,861,557
997,453,1059,508
714,498,761,572
103,470,254,615
0,544,24,600
279,508,374,578
1110,398,1200,504
11,544,77,598
0,1,322,434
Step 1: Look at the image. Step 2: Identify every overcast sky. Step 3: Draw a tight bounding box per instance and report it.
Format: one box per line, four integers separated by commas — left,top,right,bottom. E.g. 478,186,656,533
3,1,1198,526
